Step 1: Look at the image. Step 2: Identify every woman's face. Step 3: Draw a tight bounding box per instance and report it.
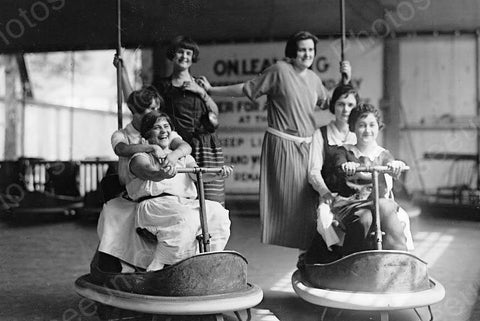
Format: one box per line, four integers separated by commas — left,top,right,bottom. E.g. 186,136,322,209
172,47,194,70
334,93,357,123
147,117,172,148
354,113,379,146
293,39,315,70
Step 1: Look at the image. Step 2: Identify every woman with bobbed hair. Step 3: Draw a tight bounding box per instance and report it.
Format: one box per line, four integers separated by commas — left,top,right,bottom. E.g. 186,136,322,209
127,111,232,271
116,36,226,205
157,36,226,205
197,31,351,253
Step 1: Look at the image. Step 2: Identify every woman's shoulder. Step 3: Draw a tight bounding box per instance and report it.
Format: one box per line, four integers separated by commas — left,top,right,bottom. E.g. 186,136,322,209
266,60,292,74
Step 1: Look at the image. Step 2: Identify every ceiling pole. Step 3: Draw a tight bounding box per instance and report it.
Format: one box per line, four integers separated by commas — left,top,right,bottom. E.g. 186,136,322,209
116,0,123,129
476,30,480,189
340,0,347,84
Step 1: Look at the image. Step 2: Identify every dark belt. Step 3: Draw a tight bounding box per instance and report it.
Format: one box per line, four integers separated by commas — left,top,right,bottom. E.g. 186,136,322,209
123,193,173,203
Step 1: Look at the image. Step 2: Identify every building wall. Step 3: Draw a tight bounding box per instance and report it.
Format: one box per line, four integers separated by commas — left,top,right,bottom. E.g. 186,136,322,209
399,35,478,192
1,36,478,195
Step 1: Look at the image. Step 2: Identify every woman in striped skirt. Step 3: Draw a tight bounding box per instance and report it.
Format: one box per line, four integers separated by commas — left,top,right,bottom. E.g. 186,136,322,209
156,36,225,204
198,31,351,251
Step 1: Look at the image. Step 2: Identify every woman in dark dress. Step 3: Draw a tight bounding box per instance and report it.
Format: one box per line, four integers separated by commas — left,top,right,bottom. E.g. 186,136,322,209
116,36,226,205
156,36,225,204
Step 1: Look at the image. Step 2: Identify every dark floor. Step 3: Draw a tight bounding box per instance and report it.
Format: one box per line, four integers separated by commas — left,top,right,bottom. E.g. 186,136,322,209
0,205,479,321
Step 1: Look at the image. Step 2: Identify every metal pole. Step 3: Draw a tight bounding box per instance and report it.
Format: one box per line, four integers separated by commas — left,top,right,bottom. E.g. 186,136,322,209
196,171,211,252
373,170,383,250
340,0,347,84
116,0,123,129
475,30,480,189
340,0,345,62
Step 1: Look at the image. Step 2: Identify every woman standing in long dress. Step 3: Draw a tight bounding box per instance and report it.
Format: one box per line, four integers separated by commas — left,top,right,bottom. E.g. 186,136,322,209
198,31,351,250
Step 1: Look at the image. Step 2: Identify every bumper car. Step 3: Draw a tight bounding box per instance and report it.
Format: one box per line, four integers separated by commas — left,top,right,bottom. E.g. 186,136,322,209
0,159,83,219
292,166,445,321
74,167,263,321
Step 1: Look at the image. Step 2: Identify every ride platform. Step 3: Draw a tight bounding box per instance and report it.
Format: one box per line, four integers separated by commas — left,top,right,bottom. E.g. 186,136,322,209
292,251,445,321
74,251,263,321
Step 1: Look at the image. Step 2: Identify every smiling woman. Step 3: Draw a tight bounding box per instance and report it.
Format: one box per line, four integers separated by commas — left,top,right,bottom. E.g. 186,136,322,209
198,31,352,253
155,36,226,205
126,110,233,271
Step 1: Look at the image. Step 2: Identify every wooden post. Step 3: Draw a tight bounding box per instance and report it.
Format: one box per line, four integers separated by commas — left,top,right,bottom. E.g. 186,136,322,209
381,37,401,157
4,55,21,160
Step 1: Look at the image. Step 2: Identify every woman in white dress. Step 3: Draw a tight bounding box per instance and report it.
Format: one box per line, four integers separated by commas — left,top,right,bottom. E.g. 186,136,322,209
127,111,233,271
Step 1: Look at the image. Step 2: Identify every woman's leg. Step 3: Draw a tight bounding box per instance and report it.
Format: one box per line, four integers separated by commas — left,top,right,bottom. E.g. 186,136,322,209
303,232,343,265
378,199,407,251
342,208,373,255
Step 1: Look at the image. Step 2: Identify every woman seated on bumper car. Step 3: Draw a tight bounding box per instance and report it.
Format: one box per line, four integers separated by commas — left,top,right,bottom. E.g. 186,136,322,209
304,102,411,266
126,111,232,271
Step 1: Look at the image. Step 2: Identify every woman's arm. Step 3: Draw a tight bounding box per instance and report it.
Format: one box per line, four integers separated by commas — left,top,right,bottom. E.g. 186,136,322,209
114,142,165,159
113,55,134,109
196,76,245,97
308,130,333,199
163,137,192,167
183,79,220,114
129,153,175,181
186,162,234,182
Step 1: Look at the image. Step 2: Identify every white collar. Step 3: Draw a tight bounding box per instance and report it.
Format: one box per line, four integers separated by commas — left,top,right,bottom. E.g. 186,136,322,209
343,144,386,161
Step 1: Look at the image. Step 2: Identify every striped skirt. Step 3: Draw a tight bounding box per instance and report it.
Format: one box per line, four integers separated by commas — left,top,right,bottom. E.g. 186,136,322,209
191,133,225,205
260,132,318,250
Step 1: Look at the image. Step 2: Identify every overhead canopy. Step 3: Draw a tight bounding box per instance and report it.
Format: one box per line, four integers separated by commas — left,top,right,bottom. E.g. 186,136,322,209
0,0,479,53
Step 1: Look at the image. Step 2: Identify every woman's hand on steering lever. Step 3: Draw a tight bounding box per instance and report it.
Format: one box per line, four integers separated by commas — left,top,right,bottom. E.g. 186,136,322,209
320,191,337,205
341,162,359,176
162,153,180,170
387,160,406,178
219,165,234,179
159,162,176,178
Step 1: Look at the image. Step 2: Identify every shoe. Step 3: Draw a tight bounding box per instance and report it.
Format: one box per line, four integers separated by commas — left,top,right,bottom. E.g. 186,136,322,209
89,250,122,285
296,253,306,271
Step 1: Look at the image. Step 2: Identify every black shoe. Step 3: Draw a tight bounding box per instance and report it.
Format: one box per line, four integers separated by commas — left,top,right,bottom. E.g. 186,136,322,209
90,250,122,285
296,253,306,271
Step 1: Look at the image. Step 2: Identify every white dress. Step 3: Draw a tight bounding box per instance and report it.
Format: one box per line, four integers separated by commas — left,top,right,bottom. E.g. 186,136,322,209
97,125,183,269
127,153,231,271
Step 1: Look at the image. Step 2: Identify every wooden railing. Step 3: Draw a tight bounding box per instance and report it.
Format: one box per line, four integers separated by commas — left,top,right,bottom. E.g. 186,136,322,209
0,158,118,199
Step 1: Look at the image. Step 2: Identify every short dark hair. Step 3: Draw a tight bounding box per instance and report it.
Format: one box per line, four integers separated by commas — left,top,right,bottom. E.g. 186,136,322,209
166,35,200,63
140,111,175,139
329,83,360,114
284,31,319,59
126,85,164,114
348,103,384,132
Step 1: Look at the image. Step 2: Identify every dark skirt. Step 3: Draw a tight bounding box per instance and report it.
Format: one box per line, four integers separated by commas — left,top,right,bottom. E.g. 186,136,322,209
259,132,318,250
191,133,225,205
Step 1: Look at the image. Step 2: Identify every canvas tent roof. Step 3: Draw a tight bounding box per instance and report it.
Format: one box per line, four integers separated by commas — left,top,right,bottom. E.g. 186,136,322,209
0,0,479,53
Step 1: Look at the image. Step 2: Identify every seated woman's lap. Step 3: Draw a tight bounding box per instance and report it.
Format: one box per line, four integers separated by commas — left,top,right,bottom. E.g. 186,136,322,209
343,199,407,254
136,197,230,270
